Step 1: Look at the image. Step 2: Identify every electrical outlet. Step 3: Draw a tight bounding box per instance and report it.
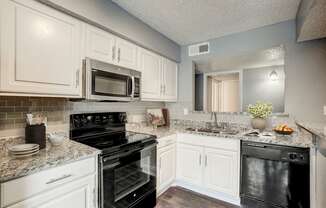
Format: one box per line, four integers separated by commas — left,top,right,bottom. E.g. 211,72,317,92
183,108,189,115
324,106,326,115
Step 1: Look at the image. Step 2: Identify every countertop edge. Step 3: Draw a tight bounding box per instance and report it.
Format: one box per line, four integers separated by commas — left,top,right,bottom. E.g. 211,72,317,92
0,152,100,183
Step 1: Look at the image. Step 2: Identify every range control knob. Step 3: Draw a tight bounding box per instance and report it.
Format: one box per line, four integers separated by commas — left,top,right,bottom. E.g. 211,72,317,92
288,153,298,160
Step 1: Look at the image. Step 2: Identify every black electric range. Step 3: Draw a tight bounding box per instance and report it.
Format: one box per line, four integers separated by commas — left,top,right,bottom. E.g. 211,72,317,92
70,112,157,208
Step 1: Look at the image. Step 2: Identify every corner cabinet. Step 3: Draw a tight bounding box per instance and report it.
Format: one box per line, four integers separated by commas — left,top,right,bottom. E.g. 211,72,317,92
0,0,83,98
138,48,178,102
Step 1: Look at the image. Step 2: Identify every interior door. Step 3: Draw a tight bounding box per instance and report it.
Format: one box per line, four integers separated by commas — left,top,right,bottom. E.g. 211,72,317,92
162,58,178,101
204,147,238,196
221,80,240,112
138,48,162,100
158,145,176,193
116,38,138,70
86,25,116,64
0,0,83,97
177,143,203,186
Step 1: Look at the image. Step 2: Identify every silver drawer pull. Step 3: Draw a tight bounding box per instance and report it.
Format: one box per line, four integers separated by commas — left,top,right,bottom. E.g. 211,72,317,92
46,174,72,184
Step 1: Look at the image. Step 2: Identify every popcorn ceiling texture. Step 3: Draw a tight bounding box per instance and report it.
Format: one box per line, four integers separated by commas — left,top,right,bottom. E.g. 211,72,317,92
0,96,164,131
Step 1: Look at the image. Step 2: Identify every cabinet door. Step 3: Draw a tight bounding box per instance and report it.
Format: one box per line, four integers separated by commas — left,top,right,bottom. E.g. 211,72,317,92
204,147,239,197
116,38,138,70
162,58,178,102
85,25,116,64
138,48,162,100
176,143,203,186
7,174,96,208
157,144,176,193
0,0,83,97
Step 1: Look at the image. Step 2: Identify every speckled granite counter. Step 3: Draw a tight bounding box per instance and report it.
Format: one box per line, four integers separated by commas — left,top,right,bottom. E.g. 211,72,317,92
127,124,313,148
296,121,326,139
0,137,100,183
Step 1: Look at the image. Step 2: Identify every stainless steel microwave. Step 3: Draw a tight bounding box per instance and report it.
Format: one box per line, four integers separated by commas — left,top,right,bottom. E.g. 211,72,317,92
84,58,141,101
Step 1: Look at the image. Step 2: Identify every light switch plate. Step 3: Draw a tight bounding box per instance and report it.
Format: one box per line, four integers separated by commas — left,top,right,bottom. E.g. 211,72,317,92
324,106,326,115
183,108,189,115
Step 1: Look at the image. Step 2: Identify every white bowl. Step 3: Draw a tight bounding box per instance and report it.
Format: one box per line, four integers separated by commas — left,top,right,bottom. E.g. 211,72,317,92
48,133,66,146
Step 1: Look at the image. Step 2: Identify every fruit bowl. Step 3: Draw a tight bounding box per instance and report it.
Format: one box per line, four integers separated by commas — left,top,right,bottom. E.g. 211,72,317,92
274,129,294,135
273,124,294,135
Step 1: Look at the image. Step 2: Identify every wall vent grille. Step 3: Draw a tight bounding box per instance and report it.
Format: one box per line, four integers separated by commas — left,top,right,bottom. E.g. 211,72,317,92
188,42,210,56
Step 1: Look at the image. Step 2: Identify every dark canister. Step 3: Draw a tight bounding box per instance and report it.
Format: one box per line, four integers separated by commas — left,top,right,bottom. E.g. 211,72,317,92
25,124,46,149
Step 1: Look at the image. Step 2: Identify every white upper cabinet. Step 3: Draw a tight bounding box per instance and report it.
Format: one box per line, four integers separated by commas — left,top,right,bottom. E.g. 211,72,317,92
86,25,116,64
0,0,83,97
115,38,138,69
138,48,178,102
138,48,162,100
85,26,138,70
162,58,178,101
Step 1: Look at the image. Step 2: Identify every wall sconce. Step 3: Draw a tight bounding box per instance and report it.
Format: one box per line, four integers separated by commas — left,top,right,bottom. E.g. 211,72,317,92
269,70,279,81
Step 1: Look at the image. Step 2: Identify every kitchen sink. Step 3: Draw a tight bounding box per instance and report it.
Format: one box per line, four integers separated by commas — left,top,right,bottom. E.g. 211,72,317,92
185,127,239,135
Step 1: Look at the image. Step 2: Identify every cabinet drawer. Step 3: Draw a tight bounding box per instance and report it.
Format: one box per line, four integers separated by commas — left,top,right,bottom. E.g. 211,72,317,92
157,134,176,149
1,157,96,207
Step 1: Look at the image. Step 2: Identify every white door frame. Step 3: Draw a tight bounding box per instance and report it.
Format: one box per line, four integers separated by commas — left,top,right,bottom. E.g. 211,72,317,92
203,70,243,112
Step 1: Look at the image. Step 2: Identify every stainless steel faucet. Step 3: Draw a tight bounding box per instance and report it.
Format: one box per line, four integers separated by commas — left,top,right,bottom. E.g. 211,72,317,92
211,112,218,128
209,112,229,129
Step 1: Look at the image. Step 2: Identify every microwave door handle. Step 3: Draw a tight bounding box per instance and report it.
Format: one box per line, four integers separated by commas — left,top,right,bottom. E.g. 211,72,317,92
127,76,133,97
131,76,135,98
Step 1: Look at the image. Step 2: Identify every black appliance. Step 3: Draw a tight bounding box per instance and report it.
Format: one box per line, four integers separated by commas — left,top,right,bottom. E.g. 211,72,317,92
240,141,310,208
70,112,157,208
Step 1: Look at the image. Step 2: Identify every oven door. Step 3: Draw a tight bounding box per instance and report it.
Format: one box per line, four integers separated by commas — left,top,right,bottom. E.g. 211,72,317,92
91,69,133,101
100,143,157,208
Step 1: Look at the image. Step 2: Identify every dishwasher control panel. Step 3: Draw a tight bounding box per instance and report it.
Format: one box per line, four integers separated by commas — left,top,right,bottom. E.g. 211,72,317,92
281,151,309,163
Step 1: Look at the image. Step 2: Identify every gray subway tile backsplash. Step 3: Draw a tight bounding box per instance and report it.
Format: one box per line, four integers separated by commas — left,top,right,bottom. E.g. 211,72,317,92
0,96,165,130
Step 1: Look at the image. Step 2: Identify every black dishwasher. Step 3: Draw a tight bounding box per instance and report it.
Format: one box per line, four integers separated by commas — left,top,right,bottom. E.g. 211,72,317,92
240,141,310,208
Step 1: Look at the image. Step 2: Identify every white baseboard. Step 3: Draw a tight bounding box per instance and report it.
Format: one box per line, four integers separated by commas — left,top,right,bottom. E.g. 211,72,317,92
169,180,240,206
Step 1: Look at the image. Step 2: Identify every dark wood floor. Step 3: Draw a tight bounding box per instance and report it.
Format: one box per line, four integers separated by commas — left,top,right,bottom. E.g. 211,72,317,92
156,187,240,208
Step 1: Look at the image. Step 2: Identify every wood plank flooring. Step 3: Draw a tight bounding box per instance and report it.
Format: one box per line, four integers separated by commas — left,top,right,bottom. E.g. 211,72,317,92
156,187,240,208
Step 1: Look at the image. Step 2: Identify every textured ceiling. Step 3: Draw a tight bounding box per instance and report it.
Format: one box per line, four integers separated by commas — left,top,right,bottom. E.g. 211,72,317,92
195,46,285,73
297,0,326,41
113,0,301,45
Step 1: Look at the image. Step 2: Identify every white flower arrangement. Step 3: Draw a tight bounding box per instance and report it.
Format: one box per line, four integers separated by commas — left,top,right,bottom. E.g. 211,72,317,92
247,101,273,119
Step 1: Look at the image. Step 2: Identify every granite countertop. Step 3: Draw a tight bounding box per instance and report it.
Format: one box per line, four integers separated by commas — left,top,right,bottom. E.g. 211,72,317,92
0,137,100,183
127,124,313,148
296,121,326,139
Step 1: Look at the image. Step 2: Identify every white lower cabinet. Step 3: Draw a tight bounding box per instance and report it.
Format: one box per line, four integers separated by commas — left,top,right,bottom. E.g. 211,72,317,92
203,147,239,196
176,134,240,204
7,174,96,208
157,135,176,195
176,144,203,186
156,134,240,204
0,157,98,208
157,144,176,194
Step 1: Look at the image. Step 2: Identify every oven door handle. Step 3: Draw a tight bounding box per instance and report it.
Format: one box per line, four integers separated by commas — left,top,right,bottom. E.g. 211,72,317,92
103,147,144,163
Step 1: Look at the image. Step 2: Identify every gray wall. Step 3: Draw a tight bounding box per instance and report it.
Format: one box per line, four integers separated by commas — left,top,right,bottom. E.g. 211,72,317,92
243,66,285,113
38,0,180,61
168,20,326,123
